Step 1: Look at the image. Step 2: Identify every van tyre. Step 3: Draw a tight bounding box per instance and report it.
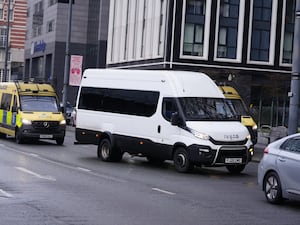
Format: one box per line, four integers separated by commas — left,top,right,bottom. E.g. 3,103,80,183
56,137,64,145
15,129,24,144
98,138,123,162
173,147,193,173
263,172,283,204
226,165,245,174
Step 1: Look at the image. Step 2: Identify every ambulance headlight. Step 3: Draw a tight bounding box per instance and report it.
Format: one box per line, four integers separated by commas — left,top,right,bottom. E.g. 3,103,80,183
190,129,210,140
60,119,66,125
22,119,32,125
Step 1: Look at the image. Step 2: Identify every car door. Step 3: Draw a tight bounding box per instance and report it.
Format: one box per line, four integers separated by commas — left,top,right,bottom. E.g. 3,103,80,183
278,137,300,196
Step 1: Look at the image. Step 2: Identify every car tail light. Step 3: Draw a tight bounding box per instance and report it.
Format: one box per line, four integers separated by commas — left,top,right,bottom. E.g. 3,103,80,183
264,147,269,154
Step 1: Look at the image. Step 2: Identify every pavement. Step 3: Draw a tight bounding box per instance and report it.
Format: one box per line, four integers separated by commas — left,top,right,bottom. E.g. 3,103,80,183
252,132,269,162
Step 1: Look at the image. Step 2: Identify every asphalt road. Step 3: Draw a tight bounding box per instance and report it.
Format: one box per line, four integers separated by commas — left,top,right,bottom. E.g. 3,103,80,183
0,127,299,225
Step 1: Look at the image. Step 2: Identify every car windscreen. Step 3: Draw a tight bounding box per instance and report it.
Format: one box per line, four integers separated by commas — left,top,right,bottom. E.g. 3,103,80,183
178,97,240,121
20,96,59,112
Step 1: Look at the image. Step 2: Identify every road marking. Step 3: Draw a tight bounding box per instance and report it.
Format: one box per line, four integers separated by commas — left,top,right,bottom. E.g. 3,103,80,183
1,143,126,183
152,187,176,195
0,189,13,198
76,167,91,172
15,167,56,181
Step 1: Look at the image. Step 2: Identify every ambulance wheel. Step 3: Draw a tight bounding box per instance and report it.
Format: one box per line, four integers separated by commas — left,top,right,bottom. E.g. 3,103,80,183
173,147,193,173
56,137,64,145
15,129,24,144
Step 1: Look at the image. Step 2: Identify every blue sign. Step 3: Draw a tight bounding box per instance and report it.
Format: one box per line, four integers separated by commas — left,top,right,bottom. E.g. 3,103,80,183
32,40,46,54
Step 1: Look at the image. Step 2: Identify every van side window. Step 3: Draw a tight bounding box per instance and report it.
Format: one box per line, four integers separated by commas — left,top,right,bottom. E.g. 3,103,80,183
0,93,12,111
162,98,178,121
79,87,159,117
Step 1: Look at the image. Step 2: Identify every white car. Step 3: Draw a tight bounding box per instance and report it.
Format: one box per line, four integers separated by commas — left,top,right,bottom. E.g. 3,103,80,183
258,133,300,204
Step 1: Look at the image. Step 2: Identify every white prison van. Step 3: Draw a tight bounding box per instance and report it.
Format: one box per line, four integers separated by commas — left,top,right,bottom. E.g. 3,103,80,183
75,69,253,173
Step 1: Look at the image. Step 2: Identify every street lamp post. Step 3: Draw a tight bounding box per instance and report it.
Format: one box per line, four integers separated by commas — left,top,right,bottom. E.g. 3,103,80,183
62,0,73,113
288,0,300,135
4,0,11,82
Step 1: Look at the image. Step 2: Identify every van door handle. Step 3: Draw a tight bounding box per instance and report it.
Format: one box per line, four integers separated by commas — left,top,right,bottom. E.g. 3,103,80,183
157,125,161,133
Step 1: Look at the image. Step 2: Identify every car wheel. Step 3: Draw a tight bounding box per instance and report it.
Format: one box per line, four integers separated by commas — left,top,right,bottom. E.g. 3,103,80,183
173,147,193,173
56,137,64,145
15,129,24,144
263,172,283,204
226,165,245,174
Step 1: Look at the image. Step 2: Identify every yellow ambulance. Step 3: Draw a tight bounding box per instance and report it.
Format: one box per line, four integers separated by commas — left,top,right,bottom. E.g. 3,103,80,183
0,81,66,145
219,85,258,145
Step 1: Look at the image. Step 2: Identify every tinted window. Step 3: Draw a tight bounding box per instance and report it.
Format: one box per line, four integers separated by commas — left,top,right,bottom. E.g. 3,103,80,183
281,138,300,153
162,98,179,121
78,87,159,117
0,93,12,110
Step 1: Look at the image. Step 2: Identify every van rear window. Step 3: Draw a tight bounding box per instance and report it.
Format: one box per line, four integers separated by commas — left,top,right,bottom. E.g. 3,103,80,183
78,87,159,117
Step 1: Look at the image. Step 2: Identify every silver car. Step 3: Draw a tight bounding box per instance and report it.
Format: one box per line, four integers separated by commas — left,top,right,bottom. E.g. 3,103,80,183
258,133,300,204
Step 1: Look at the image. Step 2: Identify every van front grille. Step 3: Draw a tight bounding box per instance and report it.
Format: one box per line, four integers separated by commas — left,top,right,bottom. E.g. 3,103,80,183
32,121,59,130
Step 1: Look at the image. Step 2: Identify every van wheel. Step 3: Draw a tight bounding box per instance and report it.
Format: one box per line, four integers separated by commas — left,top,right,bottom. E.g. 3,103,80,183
263,172,283,204
173,147,193,173
15,129,24,144
226,165,245,174
56,137,64,145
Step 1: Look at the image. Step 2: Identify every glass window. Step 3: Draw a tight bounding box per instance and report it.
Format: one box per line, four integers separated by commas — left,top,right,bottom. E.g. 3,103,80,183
162,98,179,121
20,96,59,112
178,97,240,121
217,0,239,59
281,138,300,153
283,32,293,64
187,0,206,15
79,87,159,117
183,23,204,56
250,0,272,61
0,93,12,111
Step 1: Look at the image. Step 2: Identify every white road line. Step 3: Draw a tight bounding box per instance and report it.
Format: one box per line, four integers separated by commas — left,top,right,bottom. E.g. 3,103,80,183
76,167,91,172
152,187,176,195
15,167,56,181
0,189,13,198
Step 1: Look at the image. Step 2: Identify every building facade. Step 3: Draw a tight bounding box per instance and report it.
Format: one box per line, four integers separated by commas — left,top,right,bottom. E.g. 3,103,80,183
24,0,109,104
0,0,27,81
106,0,295,127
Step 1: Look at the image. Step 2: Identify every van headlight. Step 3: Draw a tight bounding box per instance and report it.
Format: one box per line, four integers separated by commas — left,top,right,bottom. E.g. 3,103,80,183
190,129,210,140
252,125,258,130
247,134,251,140
22,119,32,125
60,119,66,125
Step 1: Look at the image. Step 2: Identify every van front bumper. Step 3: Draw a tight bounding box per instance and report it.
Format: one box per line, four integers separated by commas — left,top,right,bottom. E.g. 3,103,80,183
187,144,251,166
18,123,66,140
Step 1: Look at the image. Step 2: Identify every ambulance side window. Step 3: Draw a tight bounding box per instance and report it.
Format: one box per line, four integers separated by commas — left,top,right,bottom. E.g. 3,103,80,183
0,93,12,111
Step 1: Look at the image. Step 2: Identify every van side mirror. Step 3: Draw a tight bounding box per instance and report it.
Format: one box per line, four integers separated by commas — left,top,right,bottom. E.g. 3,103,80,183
171,112,185,126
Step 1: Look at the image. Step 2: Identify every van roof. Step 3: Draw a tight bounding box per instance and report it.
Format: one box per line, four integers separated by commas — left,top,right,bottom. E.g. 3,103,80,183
81,69,224,98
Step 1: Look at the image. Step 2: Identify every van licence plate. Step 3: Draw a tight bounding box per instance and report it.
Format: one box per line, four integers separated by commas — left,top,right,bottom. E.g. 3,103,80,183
40,134,53,139
225,158,242,164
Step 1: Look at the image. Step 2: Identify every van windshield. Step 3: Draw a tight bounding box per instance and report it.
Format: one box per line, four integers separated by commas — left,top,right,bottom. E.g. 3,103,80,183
20,96,59,112
179,97,240,121
225,99,249,116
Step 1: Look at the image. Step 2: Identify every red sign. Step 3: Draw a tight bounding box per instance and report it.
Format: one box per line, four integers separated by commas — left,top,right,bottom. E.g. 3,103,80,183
69,55,83,86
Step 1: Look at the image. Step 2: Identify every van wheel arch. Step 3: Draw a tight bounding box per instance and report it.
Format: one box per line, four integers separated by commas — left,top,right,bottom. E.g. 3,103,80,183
97,132,122,162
